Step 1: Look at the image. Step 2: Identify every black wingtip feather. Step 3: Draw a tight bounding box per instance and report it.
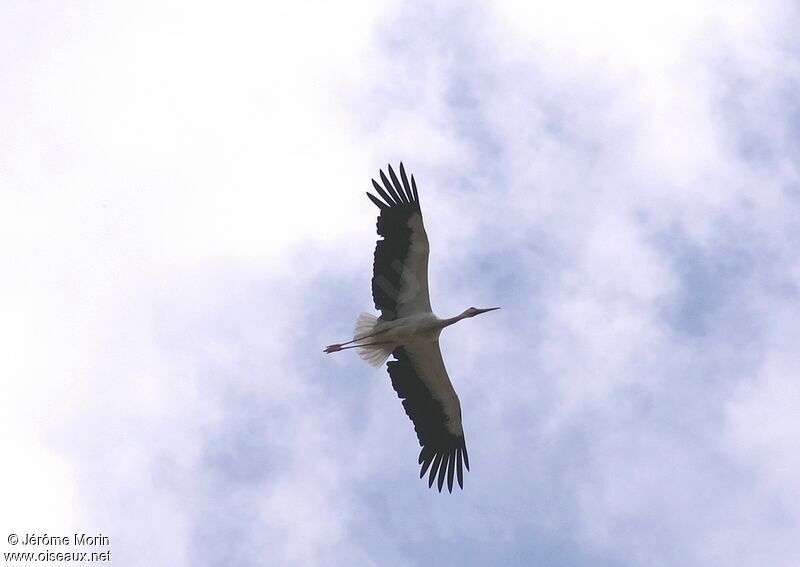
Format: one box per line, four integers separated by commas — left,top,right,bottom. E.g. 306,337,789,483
366,192,387,210
447,448,456,492
419,451,435,478
387,164,409,204
371,178,395,206
437,452,449,492
380,169,405,204
428,452,443,488
399,163,413,202
419,446,434,466
456,449,464,489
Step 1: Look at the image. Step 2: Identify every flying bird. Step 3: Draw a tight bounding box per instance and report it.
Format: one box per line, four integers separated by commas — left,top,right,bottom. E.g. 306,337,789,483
324,163,499,493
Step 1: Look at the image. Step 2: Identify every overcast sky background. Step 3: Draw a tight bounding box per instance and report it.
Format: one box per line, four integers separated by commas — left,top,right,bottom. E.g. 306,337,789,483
2,1,800,565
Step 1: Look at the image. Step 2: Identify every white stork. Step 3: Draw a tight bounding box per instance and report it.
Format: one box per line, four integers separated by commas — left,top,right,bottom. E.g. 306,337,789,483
324,163,499,493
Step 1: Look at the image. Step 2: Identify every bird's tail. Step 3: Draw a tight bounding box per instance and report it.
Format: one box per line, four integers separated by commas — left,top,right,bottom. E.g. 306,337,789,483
354,312,393,367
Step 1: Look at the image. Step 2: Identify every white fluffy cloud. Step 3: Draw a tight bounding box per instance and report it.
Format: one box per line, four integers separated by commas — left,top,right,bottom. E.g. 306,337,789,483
2,1,799,566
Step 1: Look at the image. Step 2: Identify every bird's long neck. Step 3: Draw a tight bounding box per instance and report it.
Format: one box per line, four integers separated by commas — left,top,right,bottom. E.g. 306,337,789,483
440,311,470,328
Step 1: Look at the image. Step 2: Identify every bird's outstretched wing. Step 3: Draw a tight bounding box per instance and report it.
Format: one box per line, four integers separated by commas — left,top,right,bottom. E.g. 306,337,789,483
366,163,431,321
387,343,469,492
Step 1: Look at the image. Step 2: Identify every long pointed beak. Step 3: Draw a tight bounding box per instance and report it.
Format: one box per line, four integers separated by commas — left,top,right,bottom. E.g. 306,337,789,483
475,307,500,315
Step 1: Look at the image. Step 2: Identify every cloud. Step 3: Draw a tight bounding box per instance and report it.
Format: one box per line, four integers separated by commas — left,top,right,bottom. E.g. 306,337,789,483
3,1,800,566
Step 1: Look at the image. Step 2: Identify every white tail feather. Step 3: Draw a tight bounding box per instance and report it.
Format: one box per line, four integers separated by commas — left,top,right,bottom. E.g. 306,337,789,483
353,312,393,367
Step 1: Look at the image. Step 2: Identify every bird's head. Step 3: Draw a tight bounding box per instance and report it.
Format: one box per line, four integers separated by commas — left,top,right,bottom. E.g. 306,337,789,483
462,306,501,318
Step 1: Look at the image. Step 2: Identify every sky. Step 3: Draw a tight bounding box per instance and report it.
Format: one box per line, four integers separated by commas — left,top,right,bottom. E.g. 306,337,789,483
2,1,800,565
